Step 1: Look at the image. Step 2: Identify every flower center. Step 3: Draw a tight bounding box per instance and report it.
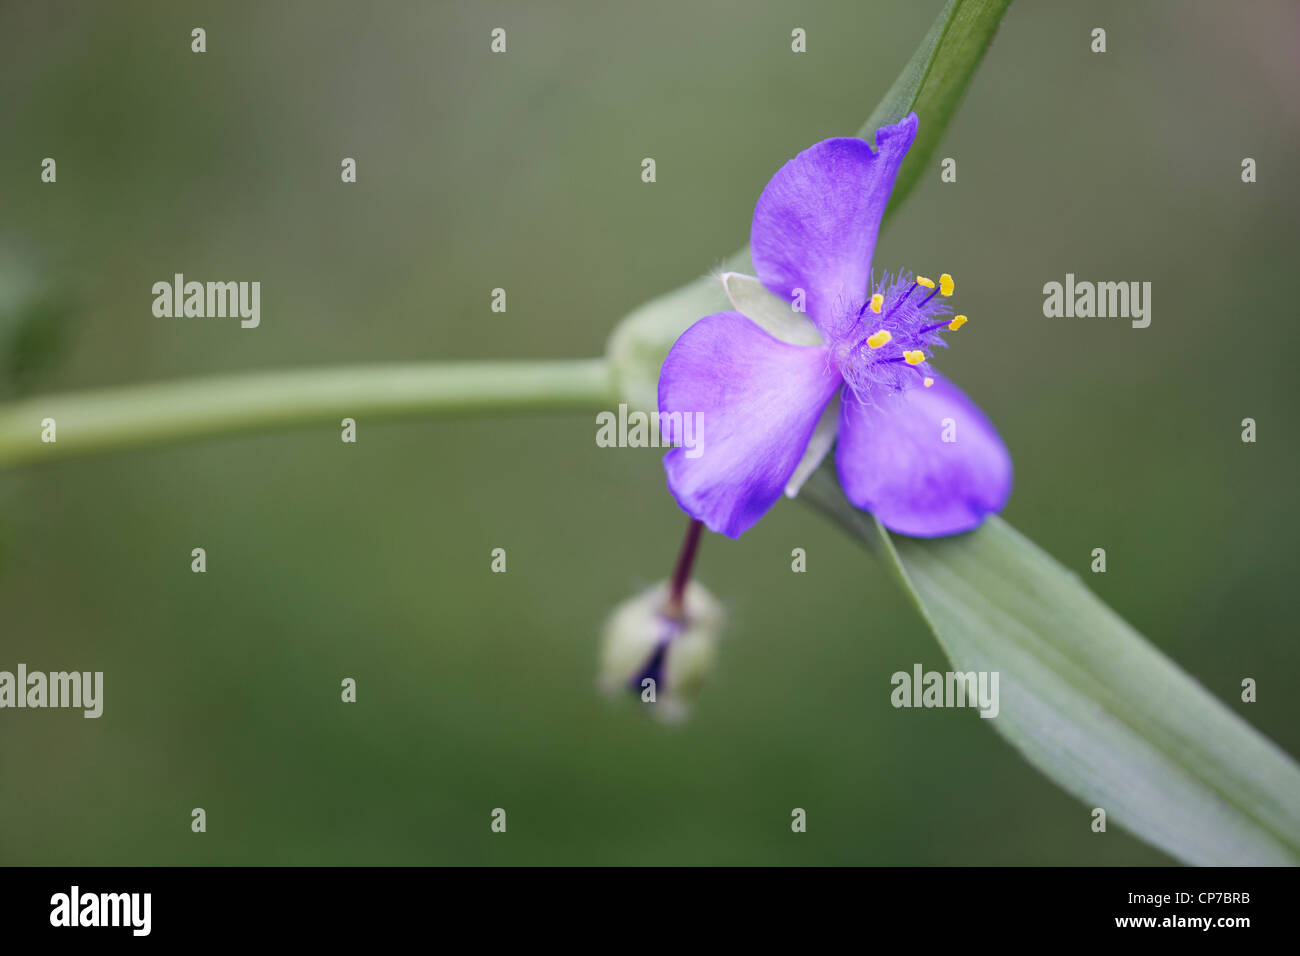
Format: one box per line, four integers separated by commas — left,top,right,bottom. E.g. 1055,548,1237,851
830,271,968,399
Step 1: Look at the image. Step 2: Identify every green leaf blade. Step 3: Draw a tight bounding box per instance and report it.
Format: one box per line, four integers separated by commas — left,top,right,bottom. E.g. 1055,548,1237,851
863,0,1012,228
881,518,1300,865
801,462,1300,865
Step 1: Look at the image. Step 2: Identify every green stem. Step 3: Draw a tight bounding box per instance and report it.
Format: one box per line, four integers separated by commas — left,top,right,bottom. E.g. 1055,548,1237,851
0,358,614,468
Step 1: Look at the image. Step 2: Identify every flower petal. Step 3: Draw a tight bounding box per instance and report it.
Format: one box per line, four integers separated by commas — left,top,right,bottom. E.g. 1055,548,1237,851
750,114,919,341
835,375,1012,537
658,311,840,538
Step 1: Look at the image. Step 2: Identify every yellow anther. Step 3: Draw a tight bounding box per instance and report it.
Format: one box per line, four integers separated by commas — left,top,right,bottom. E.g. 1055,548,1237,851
923,377,935,388
869,293,884,314
904,350,925,365
948,315,967,331
866,330,892,349
916,276,936,289
939,273,954,296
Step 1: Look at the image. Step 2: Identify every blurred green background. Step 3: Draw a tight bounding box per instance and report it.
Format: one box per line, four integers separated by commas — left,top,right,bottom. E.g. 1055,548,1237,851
1,0,1297,865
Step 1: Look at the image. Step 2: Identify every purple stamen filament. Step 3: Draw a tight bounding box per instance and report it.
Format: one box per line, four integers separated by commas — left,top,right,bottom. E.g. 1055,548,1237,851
860,282,918,324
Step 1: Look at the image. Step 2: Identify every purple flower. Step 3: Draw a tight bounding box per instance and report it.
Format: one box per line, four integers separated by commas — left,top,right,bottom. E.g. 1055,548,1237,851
657,113,1012,539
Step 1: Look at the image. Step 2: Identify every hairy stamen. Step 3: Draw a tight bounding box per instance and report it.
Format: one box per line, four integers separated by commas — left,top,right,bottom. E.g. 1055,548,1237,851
831,268,970,401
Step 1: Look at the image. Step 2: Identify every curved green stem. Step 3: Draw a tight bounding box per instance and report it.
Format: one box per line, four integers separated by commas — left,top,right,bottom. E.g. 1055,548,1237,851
0,358,614,468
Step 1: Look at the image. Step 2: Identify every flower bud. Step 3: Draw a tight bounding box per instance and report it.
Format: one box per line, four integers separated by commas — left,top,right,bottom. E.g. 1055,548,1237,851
598,580,724,721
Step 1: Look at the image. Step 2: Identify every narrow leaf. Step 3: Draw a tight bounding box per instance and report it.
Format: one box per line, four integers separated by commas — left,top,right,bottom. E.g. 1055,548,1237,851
862,0,1012,228
801,468,1300,866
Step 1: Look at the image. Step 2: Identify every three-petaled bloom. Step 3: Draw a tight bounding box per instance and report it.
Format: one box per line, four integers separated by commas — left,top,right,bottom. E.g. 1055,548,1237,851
657,113,1012,538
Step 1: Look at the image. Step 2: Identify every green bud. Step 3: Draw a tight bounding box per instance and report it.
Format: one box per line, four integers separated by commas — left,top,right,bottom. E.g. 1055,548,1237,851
599,580,724,721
